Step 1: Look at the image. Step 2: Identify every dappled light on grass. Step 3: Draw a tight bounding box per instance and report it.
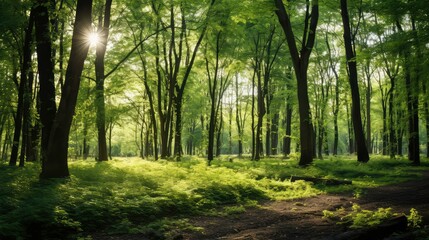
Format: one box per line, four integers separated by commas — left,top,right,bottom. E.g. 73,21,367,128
0,156,427,239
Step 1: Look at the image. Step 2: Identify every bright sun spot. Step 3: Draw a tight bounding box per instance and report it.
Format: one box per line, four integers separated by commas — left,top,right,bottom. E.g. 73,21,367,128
88,32,100,46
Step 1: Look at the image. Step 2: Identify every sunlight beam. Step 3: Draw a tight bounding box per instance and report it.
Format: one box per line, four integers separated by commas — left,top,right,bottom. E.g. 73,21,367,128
88,31,100,47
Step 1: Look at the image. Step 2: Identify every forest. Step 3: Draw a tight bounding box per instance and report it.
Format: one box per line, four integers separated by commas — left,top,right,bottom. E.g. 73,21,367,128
0,0,429,239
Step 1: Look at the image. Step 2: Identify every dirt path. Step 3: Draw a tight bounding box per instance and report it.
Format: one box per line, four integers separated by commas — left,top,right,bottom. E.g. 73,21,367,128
181,171,429,240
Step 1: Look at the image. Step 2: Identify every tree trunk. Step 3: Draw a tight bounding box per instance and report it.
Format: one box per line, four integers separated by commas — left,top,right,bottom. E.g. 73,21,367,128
346,102,355,154
174,98,183,159
424,83,429,158
404,56,420,165
173,0,215,159
265,114,271,157
141,56,159,160
95,0,112,162
251,68,256,160
340,0,369,163
397,20,420,165
271,112,279,155
382,98,388,155
19,68,34,167
208,97,216,161
235,75,245,157
274,0,318,166
255,66,264,161
388,89,396,158
10,10,34,167
41,0,92,178
109,122,114,159
365,64,372,154
2,119,12,161
216,107,223,157
283,100,292,156
326,35,340,156
34,0,57,163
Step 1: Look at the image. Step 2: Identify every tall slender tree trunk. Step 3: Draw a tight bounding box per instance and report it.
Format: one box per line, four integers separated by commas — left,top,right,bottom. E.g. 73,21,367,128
206,33,221,162
346,101,355,154
10,10,35,167
35,0,57,163
235,74,246,157
382,102,388,155
265,114,271,156
83,121,89,159
365,64,372,154
216,106,223,157
340,0,369,163
283,100,292,156
388,88,396,158
251,68,256,160
424,83,429,158
397,20,420,165
255,63,264,160
274,0,318,166
271,112,279,155
19,69,34,167
326,35,339,155
95,0,112,162
173,0,215,159
41,0,92,178
174,97,183,159
141,55,158,160
208,96,216,162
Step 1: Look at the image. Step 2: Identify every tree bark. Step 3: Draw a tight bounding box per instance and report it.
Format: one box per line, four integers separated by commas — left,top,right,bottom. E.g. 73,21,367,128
34,0,57,163
235,75,246,157
271,112,279,155
95,0,112,162
283,100,292,156
340,0,369,163
424,83,429,158
173,0,216,159
274,0,318,166
326,35,340,156
206,32,221,162
397,20,420,165
19,68,34,167
364,62,372,154
10,9,34,167
41,0,92,178
140,52,159,160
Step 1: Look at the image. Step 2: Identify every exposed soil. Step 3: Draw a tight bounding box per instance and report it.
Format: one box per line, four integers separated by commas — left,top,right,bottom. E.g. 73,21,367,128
179,171,429,240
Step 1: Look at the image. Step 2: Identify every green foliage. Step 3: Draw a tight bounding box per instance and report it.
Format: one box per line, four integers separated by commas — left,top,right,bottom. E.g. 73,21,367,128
323,204,425,230
407,208,423,229
323,204,396,229
0,156,427,239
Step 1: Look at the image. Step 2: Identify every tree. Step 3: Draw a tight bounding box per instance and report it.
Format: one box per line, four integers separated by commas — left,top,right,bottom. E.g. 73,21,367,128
340,0,369,163
204,31,231,163
34,0,57,163
274,0,318,165
282,67,294,156
234,74,249,157
172,0,216,159
41,0,93,178
325,32,341,155
9,8,34,166
94,0,113,162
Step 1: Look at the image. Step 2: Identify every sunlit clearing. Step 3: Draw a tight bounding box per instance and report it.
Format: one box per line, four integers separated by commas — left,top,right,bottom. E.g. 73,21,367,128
88,32,100,46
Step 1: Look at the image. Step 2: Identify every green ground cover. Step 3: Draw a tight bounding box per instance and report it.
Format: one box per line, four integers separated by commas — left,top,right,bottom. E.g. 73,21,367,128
0,155,427,239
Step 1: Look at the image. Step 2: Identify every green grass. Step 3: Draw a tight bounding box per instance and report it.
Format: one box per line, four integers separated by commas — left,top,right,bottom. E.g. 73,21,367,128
0,155,427,239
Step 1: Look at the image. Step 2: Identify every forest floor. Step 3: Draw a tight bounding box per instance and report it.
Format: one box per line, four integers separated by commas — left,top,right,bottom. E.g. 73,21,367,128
177,171,429,240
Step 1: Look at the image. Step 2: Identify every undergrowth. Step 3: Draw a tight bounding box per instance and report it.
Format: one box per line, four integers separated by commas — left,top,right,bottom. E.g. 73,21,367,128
0,155,427,239
323,204,423,230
